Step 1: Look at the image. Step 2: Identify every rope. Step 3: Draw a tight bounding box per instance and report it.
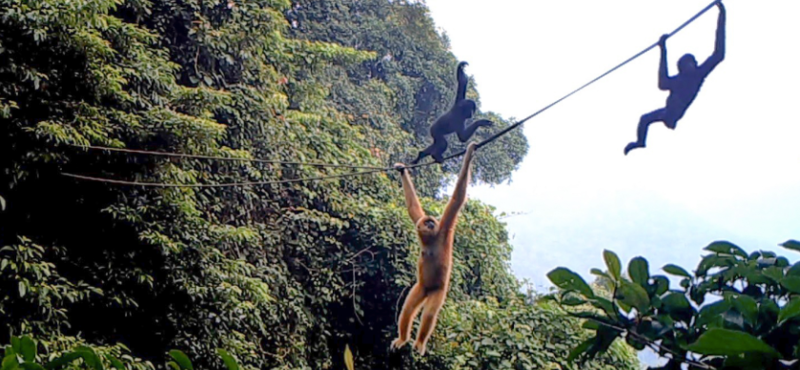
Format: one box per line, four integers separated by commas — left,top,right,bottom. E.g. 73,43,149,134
67,144,389,171
406,0,720,169
62,168,388,188
62,0,720,187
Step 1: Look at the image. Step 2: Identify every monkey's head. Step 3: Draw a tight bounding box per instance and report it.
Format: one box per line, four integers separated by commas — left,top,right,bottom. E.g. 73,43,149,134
678,54,698,73
416,215,440,244
456,99,477,118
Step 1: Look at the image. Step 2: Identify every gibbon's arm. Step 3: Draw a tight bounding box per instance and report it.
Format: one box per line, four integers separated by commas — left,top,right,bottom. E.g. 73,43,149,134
454,62,468,104
396,164,425,224
657,36,672,91
440,143,476,231
701,3,726,73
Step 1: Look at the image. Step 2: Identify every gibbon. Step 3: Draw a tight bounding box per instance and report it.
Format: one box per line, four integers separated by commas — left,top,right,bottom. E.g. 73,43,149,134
391,142,478,355
413,62,492,164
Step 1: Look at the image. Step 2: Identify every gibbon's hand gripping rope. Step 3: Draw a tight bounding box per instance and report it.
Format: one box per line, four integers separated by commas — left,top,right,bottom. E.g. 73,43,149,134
62,0,720,188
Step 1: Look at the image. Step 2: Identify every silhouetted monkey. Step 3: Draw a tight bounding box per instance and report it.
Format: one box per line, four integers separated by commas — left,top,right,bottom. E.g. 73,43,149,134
624,1,726,155
413,62,493,164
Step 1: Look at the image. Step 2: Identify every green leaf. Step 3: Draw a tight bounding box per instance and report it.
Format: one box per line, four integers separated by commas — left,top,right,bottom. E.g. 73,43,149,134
2,355,19,370
343,345,354,370
166,362,180,370
104,356,124,370
168,351,192,370
568,337,594,362
628,257,649,288
74,347,102,370
729,295,758,326
687,328,781,358
663,264,691,278
18,282,25,298
603,250,621,281
787,262,800,277
705,241,747,258
617,281,649,313
215,350,238,370
547,268,594,298
45,352,81,370
19,338,35,363
781,240,800,252
20,363,45,370
781,277,800,294
778,297,800,325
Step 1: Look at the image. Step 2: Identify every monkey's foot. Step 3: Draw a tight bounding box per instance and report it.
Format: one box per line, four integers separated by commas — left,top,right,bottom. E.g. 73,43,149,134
623,142,643,156
390,338,408,351
413,341,427,356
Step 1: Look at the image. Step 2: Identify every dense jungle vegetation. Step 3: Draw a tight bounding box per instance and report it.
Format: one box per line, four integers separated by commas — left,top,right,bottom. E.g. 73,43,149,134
0,0,642,369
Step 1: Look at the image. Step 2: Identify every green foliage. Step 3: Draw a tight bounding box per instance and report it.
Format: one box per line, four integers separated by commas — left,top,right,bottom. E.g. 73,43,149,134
549,240,800,369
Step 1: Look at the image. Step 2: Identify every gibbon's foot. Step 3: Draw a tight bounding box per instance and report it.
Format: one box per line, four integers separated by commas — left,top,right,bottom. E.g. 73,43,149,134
390,338,408,351
413,341,427,356
624,142,644,155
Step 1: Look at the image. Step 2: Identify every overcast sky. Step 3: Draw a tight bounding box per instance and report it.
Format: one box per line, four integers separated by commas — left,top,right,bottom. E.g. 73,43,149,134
425,0,800,290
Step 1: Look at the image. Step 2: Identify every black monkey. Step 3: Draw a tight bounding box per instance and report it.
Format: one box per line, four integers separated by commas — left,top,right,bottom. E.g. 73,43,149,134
413,62,493,164
624,1,726,155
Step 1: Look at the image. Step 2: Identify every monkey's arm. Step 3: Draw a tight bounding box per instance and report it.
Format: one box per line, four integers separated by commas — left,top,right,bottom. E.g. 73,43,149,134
657,39,672,91
701,3,726,73
454,62,468,104
397,165,425,223
440,143,476,231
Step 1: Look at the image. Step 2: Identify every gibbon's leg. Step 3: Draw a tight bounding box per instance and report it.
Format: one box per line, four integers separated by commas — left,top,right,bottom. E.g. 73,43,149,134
624,108,667,155
455,119,492,142
413,288,447,356
391,284,427,350
415,135,448,164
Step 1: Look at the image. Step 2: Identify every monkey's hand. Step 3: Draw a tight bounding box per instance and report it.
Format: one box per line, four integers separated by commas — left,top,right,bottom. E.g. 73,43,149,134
466,142,478,157
658,34,669,45
475,119,494,127
716,0,725,11
393,162,407,173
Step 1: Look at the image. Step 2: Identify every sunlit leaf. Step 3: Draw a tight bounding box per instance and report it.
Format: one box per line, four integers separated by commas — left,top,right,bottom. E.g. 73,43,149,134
168,351,192,370
343,345,354,370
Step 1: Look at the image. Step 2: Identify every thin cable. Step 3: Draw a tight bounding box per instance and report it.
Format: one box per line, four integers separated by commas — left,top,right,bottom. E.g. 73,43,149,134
407,0,720,169
62,167,389,188
67,144,390,171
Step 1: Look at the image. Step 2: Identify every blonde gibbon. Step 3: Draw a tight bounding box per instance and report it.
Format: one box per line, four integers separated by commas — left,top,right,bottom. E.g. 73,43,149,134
390,142,477,356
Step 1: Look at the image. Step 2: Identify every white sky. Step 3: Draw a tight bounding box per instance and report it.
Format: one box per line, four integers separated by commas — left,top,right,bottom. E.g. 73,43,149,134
426,0,800,290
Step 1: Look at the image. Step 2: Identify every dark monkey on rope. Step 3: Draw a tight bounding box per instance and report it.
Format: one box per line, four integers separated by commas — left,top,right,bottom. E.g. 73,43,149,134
625,1,726,155
413,62,493,164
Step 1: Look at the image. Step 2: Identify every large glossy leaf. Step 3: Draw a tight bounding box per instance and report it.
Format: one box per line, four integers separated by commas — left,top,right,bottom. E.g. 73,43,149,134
778,297,800,325
705,241,747,258
168,350,193,370
603,250,621,281
618,281,649,313
662,264,691,278
628,257,649,288
567,337,594,362
781,276,800,294
687,329,781,358
2,355,19,370
44,352,81,370
781,240,800,253
729,295,758,326
216,349,238,370
547,268,594,298
19,337,35,362
74,347,102,370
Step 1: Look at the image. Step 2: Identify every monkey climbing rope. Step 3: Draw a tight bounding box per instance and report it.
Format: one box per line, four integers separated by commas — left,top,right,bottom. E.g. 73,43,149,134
62,0,721,188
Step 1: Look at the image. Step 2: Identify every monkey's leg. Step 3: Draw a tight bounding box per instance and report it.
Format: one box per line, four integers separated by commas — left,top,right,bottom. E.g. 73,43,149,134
391,284,427,350
413,289,447,356
426,136,449,164
625,109,666,155
456,119,493,142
